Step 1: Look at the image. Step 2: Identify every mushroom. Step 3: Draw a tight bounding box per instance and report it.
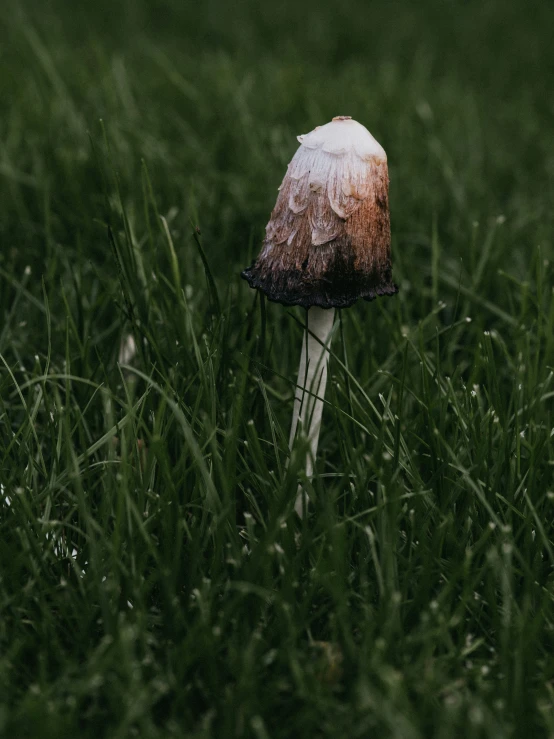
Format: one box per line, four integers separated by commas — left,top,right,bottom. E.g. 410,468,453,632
242,116,397,514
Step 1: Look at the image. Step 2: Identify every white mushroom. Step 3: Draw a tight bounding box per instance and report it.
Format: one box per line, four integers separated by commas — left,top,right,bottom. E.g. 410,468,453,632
242,116,397,514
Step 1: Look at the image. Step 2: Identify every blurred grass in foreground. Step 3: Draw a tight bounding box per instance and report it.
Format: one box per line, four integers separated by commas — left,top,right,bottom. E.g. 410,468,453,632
1,0,554,736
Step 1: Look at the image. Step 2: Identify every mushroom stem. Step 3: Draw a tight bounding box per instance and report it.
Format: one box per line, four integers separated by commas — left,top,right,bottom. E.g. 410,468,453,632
289,306,335,515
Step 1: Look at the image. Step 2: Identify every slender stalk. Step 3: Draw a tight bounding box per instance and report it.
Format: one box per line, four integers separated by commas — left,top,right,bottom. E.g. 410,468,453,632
289,306,335,515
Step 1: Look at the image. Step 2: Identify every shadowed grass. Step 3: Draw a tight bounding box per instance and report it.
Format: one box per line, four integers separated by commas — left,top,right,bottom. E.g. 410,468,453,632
1,0,554,737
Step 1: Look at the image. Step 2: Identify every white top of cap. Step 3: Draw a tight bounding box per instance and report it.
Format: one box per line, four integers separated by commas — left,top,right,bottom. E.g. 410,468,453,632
297,116,386,161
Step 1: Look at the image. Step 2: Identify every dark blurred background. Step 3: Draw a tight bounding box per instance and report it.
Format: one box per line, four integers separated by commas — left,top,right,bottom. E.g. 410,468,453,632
1,0,553,357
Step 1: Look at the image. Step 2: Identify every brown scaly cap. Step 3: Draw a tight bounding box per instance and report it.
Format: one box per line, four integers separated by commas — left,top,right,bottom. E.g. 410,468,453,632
242,116,398,309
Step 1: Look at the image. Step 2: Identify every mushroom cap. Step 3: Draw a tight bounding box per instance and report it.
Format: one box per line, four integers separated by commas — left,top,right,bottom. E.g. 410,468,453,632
242,116,398,309
297,116,386,160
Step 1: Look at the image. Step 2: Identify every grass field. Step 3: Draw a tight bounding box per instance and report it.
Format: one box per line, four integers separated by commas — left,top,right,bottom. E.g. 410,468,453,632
1,0,554,736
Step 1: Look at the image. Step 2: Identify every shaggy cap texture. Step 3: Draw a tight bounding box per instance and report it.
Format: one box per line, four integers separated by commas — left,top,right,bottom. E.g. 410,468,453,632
242,116,398,309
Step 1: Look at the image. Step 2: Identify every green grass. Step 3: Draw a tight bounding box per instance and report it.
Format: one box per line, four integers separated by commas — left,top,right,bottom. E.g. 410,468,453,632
1,0,554,736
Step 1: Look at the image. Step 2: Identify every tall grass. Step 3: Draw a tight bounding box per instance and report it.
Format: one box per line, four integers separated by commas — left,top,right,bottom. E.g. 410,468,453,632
1,0,554,736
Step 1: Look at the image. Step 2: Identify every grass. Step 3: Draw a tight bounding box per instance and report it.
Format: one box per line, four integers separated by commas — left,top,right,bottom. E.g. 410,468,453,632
1,0,554,736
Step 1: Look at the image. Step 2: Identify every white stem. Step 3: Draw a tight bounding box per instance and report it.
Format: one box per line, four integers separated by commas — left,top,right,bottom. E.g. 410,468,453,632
289,306,335,515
